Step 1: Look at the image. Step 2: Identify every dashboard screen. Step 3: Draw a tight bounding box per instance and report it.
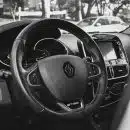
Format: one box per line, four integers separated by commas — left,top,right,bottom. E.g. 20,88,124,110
97,41,117,61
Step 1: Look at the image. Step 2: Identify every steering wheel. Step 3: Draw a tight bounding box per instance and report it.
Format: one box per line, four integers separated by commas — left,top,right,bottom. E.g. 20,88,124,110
10,19,107,119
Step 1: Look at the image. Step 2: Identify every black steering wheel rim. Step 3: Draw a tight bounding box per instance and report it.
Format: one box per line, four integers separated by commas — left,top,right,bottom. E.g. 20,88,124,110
11,19,107,118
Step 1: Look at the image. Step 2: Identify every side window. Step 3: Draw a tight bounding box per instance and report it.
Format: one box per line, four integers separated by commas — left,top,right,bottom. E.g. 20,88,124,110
110,18,121,24
96,18,109,25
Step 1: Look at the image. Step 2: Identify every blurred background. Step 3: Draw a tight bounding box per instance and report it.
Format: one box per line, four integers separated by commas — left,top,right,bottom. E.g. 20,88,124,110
0,0,130,27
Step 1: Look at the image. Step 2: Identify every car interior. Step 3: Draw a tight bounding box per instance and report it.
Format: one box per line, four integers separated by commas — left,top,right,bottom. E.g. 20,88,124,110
0,19,130,130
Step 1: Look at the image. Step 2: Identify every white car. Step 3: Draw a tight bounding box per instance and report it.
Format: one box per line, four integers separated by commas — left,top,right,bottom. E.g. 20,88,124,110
77,16,128,33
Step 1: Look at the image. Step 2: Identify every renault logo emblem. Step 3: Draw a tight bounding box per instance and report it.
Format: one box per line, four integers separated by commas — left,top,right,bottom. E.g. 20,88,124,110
63,62,75,78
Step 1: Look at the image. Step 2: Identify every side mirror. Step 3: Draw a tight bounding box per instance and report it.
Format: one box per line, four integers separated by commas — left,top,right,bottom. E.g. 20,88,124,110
95,23,101,26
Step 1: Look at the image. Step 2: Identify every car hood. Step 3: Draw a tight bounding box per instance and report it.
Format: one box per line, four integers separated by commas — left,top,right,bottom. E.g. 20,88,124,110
79,24,128,33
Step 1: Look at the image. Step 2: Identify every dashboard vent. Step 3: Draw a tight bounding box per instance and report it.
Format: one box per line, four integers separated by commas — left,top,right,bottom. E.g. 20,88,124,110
107,67,112,79
113,65,128,78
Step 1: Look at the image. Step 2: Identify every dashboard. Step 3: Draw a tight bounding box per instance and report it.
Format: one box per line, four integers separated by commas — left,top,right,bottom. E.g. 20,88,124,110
92,34,129,107
93,34,129,79
0,21,129,108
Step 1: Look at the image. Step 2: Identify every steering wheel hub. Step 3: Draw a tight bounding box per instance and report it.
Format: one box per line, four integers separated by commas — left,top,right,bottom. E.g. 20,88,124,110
38,55,88,102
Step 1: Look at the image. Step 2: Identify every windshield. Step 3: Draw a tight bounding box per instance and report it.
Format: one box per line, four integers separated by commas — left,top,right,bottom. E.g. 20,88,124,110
0,0,130,33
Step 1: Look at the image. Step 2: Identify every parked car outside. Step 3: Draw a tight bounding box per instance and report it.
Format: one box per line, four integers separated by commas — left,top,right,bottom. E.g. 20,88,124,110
77,16,128,33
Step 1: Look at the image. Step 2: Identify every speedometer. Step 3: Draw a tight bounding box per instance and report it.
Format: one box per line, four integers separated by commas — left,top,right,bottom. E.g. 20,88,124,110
22,38,68,68
34,38,68,57
35,48,50,61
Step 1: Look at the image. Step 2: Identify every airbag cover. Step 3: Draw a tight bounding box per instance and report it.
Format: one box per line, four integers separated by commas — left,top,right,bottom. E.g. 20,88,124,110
38,55,88,102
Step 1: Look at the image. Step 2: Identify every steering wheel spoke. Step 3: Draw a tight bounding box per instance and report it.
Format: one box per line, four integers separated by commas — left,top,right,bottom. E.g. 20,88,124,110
57,99,84,113
86,61,101,80
57,102,72,112
24,63,42,88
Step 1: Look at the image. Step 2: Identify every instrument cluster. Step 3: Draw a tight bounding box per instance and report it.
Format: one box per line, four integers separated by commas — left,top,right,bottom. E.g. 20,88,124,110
0,38,68,68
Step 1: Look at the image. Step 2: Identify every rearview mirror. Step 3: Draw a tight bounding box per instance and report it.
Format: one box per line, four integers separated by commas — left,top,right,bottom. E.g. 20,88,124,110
95,23,101,26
